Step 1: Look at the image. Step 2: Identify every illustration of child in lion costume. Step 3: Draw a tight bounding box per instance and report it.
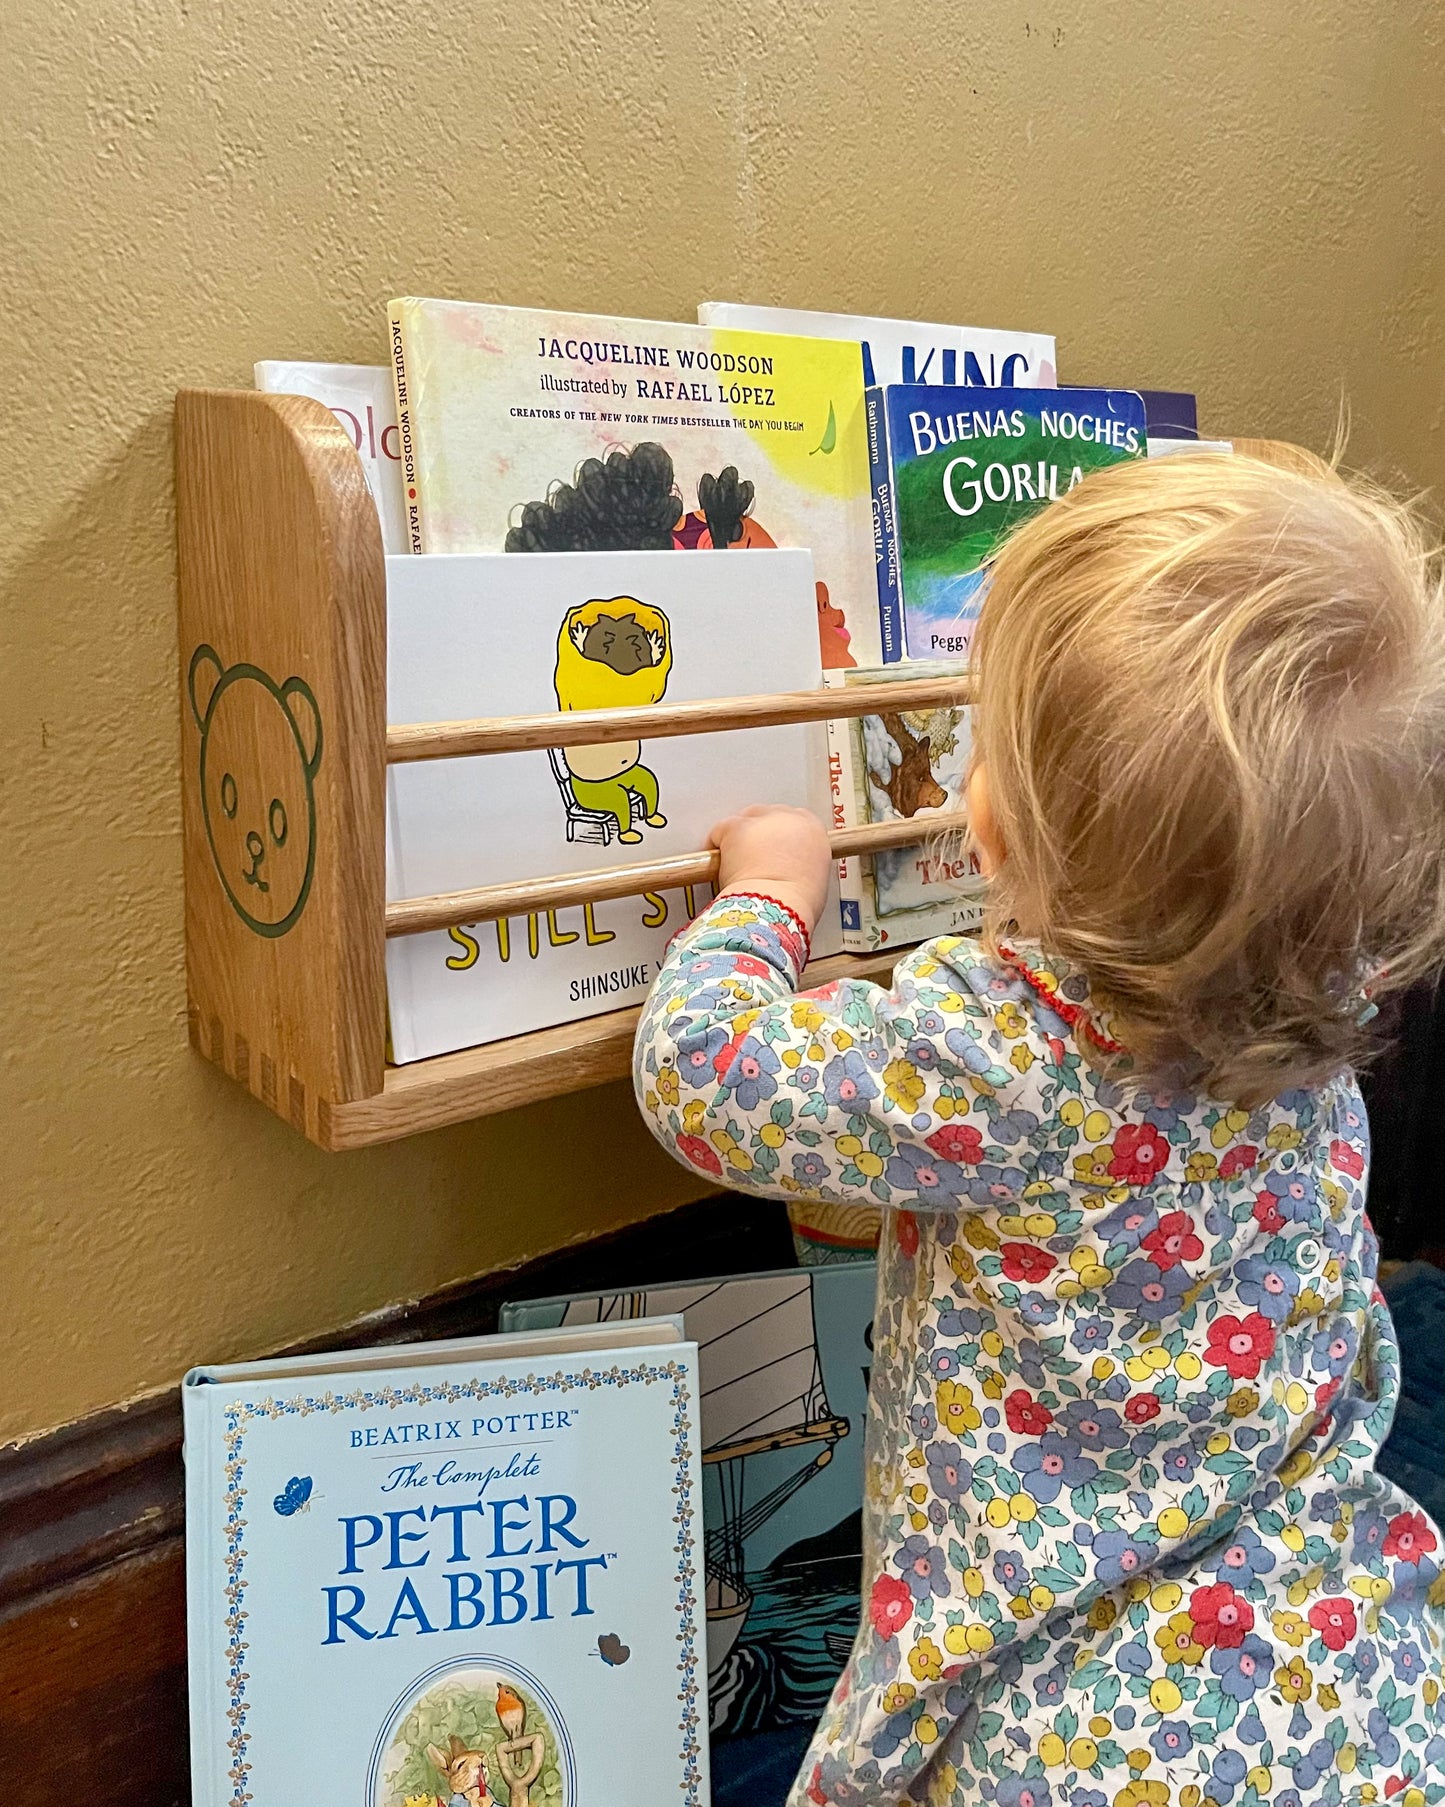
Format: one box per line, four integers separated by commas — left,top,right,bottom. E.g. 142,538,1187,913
552,596,672,844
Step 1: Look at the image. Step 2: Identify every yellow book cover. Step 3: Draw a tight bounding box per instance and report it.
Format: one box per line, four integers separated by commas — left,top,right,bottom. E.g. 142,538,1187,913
387,298,878,667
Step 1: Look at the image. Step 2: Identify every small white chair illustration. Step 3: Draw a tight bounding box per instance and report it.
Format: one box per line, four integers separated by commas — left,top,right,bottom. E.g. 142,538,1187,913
548,747,646,846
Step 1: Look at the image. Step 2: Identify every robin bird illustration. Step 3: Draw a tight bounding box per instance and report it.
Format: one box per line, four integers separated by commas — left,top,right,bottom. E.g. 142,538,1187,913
495,1683,526,1740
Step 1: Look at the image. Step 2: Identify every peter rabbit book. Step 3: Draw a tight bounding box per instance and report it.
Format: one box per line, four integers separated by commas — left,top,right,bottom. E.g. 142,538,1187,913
183,1318,708,1807
183,1315,715,1807
697,301,1057,393
254,361,407,553
824,660,984,953
500,1264,877,1745
385,547,842,1065
386,297,879,667
870,384,1147,661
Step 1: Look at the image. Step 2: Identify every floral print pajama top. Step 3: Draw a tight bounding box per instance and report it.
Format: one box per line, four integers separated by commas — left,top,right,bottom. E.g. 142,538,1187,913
633,896,1445,1807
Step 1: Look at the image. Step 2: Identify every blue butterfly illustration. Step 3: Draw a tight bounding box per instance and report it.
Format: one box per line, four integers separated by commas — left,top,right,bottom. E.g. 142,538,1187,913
273,1475,313,1516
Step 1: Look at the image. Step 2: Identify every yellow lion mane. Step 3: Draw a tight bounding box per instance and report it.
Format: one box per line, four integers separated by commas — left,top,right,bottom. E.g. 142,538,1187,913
553,595,674,713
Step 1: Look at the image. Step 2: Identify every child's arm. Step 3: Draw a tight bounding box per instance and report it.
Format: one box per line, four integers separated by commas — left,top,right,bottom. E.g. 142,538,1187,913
634,808,1015,1205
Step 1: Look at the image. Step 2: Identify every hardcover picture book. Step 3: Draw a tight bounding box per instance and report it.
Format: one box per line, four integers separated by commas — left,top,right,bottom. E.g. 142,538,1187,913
500,1264,877,1744
254,361,407,553
697,300,1057,392
869,384,1147,661
825,660,984,952
183,1318,708,1807
385,547,841,1064
387,298,880,666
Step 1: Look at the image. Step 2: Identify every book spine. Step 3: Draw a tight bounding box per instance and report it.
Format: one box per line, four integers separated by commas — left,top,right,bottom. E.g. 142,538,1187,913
866,388,903,663
823,675,865,951
182,1387,217,1807
387,303,427,554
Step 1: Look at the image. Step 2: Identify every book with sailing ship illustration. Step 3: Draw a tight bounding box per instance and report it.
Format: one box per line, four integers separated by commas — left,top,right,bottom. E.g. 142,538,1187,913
500,1263,877,1744
825,659,985,953
183,1318,708,1807
386,297,881,668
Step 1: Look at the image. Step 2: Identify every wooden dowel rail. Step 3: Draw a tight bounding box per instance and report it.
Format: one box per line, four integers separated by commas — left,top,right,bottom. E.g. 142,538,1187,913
385,810,971,937
386,674,977,763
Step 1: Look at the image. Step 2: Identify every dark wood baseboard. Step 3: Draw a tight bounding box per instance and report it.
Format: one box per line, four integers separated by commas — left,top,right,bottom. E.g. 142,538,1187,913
0,1191,795,1806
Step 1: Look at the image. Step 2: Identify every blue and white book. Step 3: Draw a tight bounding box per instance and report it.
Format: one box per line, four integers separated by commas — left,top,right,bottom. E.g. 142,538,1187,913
184,1319,708,1807
501,1265,877,1743
697,301,1057,392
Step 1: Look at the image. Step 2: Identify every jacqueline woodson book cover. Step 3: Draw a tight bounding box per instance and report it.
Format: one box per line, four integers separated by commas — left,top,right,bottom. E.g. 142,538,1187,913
387,298,880,667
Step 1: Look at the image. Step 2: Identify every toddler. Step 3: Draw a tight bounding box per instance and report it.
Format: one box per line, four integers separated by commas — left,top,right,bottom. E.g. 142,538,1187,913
634,454,1445,1807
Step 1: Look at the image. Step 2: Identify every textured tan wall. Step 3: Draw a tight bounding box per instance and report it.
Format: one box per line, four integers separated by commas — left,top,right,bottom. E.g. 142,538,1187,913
3,0,1441,1443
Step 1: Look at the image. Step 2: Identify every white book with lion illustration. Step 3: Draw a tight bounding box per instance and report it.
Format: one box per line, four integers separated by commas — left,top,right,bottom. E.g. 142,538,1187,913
385,547,841,1064
825,659,985,953
183,1317,707,1807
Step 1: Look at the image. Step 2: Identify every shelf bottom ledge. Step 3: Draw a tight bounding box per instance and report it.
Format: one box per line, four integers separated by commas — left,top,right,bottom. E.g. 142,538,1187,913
316,948,902,1150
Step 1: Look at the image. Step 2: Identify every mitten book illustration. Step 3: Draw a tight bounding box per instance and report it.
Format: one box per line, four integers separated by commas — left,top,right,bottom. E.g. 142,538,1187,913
825,660,984,953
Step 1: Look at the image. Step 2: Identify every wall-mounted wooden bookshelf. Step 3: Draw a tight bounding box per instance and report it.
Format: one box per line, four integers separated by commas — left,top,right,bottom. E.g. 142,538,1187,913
175,393,1310,1150
176,390,978,1149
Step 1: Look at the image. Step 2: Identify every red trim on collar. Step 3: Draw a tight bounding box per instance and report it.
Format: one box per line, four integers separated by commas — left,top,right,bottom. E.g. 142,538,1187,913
997,943,1127,1057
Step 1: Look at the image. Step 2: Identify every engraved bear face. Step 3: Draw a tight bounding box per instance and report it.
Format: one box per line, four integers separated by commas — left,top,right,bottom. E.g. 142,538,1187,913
188,645,323,938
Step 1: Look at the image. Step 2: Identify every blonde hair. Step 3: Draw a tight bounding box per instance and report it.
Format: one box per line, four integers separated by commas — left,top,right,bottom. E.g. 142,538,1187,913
969,451,1445,1104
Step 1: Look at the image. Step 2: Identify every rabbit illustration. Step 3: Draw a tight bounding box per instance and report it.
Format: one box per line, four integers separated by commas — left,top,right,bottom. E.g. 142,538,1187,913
427,1735,495,1807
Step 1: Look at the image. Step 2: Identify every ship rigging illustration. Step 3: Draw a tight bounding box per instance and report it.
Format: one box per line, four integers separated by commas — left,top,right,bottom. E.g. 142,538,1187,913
553,1274,850,1674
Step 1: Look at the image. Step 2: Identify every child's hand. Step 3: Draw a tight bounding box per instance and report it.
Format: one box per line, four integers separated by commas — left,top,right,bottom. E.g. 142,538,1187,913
710,805,832,932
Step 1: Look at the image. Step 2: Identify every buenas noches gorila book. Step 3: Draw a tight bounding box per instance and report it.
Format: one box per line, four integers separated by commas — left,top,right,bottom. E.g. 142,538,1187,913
869,384,1146,661
184,1319,708,1807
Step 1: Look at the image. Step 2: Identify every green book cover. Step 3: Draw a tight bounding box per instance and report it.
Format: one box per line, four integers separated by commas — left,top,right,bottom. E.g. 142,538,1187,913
872,385,1147,661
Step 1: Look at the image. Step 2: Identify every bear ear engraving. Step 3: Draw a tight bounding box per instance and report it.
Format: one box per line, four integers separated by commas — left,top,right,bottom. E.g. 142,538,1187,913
188,644,226,728
281,677,323,776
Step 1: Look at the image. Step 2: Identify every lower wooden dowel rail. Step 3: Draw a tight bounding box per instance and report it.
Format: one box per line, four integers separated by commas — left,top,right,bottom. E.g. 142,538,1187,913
385,810,972,937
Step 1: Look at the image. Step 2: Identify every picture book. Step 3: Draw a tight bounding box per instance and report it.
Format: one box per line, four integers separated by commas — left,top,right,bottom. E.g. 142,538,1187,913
825,660,984,953
499,1264,878,1744
386,298,880,667
384,548,841,1064
697,300,1057,392
254,361,407,553
869,384,1147,662
183,1317,708,1807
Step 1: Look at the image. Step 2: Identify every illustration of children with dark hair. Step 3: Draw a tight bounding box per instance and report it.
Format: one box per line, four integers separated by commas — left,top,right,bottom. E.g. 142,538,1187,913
504,443,683,552
552,596,672,844
505,441,776,557
507,441,856,668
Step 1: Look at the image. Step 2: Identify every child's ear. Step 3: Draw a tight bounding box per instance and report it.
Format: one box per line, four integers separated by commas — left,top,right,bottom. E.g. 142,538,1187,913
188,644,226,728
966,763,1005,877
281,677,323,777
